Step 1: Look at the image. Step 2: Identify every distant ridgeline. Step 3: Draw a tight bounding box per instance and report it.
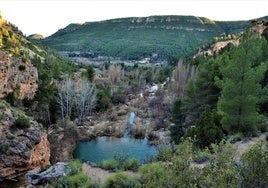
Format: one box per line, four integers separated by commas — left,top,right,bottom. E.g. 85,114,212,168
40,15,267,61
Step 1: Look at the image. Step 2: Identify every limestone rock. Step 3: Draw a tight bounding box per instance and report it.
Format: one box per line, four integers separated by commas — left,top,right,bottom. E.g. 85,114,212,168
26,162,69,185
48,125,77,163
0,52,38,99
0,100,50,181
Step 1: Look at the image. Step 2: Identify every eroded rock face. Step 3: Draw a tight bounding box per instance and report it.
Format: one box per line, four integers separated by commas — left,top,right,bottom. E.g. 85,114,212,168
0,100,50,181
0,52,38,99
48,125,77,163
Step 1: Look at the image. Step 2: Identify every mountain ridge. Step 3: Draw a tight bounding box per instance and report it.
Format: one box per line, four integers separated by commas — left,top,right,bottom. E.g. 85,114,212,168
41,15,268,61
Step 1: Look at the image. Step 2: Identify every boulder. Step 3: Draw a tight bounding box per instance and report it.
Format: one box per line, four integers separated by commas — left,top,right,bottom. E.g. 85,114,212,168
26,162,69,185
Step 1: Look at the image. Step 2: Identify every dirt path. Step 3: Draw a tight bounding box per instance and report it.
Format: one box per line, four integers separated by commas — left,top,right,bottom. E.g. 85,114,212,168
82,163,139,184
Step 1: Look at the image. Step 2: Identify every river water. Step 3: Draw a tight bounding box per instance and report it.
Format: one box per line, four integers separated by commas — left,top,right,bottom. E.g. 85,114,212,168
74,112,157,164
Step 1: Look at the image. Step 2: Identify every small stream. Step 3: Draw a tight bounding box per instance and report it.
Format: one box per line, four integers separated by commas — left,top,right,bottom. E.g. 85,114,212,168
74,112,157,163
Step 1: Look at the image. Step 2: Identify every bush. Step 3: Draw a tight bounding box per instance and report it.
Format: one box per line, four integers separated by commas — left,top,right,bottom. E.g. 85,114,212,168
52,160,93,188
96,89,112,111
198,141,240,187
156,145,174,162
139,162,171,187
193,149,210,164
257,121,267,133
186,106,224,148
68,160,83,175
124,158,139,171
18,64,26,71
227,132,244,143
98,159,119,171
105,172,140,188
112,92,127,104
54,172,92,188
147,131,159,141
240,142,268,188
0,143,8,153
12,116,30,129
99,155,139,172
130,125,146,139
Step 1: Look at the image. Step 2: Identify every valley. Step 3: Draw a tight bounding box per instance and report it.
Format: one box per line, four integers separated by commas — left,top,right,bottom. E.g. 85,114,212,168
1,11,268,187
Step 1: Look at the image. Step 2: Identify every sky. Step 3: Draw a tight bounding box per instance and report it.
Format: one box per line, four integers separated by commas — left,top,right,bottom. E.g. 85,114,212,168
0,0,267,37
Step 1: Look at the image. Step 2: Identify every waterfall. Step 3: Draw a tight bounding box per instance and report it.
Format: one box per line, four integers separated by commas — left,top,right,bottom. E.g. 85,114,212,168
124,112,135,137
128,112,135,126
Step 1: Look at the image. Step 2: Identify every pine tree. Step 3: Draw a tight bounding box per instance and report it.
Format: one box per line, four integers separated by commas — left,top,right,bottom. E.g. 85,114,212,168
193,105,224,148
169,98,186,143
87,64,95,82
217,36,265,135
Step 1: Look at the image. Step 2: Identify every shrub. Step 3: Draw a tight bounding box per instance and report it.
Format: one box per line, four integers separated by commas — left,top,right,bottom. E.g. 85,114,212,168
96,89,112,111
52,160,93,188
68,160,83,175
12,116,30,129
227,132,244,143
198,141,241,187
98,159,119,171
130,125,145,139
156,145,174,162
18,64,26,71
193,149,210,164
240,142,268,188
105,172,140,188
257,121,267,133
139,162,171,187
0,143,8,154
147,131,159,141
54,172,92,188
186,106,224,148
112,92,127,104
124,158,139,171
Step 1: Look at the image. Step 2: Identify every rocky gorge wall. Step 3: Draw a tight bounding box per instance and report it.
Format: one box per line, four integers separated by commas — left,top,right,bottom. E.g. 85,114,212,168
0,100,50,181
0,52,38,99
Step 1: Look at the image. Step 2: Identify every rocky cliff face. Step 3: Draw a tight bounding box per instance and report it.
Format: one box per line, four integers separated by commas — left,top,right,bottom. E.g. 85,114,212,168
0,52,38,99
0,100,50,181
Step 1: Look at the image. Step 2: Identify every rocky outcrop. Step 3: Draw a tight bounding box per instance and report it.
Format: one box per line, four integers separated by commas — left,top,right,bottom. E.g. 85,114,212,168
0,100,50,181
28,134,50,169
48,123,78,163
195,39,239,57
0,52,38,99
26,162,69,185
250,22,267,35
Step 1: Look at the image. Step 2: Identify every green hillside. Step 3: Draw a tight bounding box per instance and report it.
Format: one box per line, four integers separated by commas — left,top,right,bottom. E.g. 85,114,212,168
41,15,252,60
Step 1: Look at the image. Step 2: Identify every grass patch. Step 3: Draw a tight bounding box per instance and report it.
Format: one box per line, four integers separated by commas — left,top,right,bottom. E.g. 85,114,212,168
98,154,139,172
98,159,119,171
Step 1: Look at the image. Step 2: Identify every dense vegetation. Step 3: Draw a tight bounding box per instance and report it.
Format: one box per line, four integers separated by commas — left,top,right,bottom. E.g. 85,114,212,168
169,27,268,147
53,139,268,187
41,15,254,60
